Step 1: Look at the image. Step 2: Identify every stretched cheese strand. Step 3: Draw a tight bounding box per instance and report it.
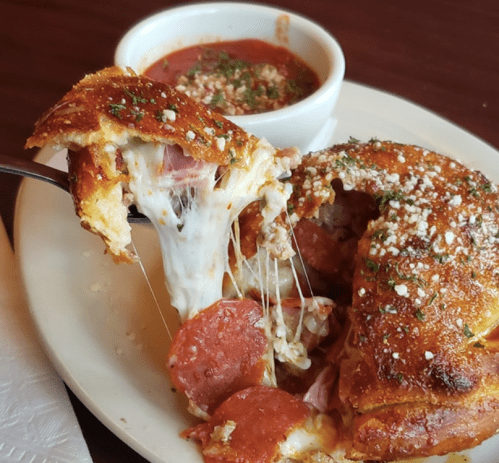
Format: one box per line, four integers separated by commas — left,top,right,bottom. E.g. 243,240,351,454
272,256,311,369
122,138,290,321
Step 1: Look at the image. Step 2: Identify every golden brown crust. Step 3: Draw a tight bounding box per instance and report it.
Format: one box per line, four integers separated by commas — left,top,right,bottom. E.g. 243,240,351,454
26,67,258,165
25,67,262,262
288,140,499,460
67,145,132,263
349,391,499,459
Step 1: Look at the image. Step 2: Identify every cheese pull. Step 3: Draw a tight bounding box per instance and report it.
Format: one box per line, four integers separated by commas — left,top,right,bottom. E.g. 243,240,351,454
25,66,300,320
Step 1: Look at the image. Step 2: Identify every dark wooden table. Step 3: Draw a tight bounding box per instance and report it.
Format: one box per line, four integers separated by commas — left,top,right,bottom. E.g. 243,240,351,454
2,0,498,461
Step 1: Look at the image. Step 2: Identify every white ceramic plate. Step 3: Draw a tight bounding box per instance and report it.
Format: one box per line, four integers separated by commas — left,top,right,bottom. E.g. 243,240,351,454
15,81,499,463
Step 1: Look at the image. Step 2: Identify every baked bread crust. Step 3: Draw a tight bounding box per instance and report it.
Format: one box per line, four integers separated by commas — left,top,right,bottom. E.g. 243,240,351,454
25,67,260,262
287,140,499,460
25,66,257,163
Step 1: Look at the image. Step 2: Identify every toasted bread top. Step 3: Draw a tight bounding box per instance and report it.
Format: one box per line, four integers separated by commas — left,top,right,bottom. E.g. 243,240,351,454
287,140,499,458
24,67,272,263
291,140,499,394
26,66,259,166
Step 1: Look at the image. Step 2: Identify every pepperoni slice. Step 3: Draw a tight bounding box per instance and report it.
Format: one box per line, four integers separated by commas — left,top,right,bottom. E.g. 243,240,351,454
167,299,269,417
161,143,209,183
293,218,357,284
184,385,310,463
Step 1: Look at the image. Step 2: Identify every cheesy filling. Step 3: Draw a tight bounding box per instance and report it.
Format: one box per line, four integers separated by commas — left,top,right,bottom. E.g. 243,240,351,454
119,135,338,376
227,238,334,371
277,414,340,463
122,138,292,322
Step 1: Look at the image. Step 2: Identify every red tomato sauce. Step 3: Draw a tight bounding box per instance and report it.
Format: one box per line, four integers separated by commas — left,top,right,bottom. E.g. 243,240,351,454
144,39,321,115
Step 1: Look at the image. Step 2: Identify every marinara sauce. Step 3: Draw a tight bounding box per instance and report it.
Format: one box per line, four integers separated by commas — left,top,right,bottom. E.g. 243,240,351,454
144,39,321,115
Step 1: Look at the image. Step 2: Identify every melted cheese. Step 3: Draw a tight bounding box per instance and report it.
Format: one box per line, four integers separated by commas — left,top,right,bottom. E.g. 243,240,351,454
122,138,290,321
123,135,332,375
227,240,334,371
277,414,344,463
227,247,296,300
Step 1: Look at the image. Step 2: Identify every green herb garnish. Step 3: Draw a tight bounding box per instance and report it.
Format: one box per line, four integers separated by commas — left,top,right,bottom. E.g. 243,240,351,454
109,103,126,118
464,323,474,338
365,258,380,273
124,89,148,105
415,308,426,321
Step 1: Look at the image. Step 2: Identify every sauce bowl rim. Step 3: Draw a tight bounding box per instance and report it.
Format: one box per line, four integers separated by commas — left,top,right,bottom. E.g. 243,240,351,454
114,1,345,123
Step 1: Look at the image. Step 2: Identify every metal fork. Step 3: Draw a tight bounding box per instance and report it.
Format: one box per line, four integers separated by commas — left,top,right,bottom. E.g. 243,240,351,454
0,154,149,223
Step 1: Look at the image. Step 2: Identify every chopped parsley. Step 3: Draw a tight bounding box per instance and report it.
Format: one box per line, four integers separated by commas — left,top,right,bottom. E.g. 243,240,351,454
374,190,406,212
428,292,438,305
124,89,148,105
463,323,474,338
372,228,389,242
155,110,164,122
394,262,427,287
109,103,126,118
154,40,320,115
481,183,493,193
415,308,426,321
432,253,450,264
267,86,280,99
364,257,380,273
211,91,225,109
130,109,144,122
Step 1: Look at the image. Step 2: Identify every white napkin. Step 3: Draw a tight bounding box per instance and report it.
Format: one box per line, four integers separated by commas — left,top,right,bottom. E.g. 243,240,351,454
0,216,93,462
